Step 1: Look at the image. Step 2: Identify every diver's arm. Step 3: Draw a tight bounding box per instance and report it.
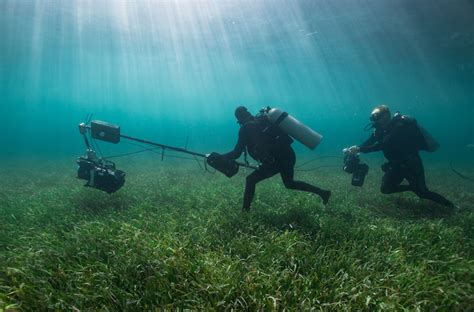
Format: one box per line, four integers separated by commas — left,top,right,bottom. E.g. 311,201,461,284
358,134,382,153
222,129,246,159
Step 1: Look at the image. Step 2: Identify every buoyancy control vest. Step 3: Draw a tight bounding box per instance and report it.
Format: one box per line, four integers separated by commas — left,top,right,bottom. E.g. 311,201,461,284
242,115,293,162
377,113,439,154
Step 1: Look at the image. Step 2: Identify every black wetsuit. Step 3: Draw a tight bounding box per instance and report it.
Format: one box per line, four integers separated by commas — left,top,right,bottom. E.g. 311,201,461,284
224,117,328,211
359,114,453,207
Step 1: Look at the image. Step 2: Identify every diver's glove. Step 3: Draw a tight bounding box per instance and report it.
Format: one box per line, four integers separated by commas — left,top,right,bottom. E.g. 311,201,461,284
343,146,360,155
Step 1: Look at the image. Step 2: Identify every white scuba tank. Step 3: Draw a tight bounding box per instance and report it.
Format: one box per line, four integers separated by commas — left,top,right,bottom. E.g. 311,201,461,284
265,108,323,150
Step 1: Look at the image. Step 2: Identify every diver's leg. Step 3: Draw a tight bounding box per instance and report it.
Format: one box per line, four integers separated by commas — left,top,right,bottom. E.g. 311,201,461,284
280,150,331,204
406,157,454,207
380,166,410,194
243,165,278,211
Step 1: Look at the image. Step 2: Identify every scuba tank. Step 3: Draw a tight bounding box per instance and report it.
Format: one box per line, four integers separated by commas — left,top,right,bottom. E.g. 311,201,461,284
259,107,323,150
394,112,439,152
418,125,439,152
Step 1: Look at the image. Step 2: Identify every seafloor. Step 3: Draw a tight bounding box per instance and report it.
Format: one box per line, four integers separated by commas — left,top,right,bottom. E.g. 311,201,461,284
0,157,472,310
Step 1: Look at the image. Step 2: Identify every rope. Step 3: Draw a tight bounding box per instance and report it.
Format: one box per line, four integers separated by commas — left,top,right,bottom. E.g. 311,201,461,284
295,155,342,169
450,162,474,182
295,165,341,172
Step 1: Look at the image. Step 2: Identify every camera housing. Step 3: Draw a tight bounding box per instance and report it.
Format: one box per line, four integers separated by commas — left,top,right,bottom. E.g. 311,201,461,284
77,155,125,193
206,152,239,177
343,154,369,187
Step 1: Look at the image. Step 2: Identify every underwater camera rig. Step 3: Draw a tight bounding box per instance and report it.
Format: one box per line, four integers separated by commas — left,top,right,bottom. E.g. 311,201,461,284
77,121,125,193
342,150,369,187
77,119,255,193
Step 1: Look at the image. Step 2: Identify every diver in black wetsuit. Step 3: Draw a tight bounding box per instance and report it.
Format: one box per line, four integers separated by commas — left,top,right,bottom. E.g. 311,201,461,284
223,106,331,211
346,104,454,207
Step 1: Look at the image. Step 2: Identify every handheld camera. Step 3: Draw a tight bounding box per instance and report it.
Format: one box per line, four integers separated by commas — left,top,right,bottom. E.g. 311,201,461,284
343,149,369,187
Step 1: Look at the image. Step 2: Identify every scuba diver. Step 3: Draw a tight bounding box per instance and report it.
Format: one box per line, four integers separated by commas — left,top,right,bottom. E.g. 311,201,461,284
345,104,455,208
222,106,331,211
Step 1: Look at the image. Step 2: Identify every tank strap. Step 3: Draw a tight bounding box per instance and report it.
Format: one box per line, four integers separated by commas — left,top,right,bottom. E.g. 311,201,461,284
243,147,249,166
274,112,288,126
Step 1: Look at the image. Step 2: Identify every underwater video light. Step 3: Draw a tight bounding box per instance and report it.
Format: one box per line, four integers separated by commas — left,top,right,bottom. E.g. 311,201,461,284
90,120,121,143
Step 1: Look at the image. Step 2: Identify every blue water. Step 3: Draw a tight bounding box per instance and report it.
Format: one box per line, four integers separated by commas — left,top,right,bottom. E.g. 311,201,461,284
1,0,473,163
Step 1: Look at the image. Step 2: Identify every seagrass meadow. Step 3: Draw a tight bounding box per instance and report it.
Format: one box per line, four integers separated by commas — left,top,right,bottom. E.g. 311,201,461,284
1,0,474,310
0,157,473,310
